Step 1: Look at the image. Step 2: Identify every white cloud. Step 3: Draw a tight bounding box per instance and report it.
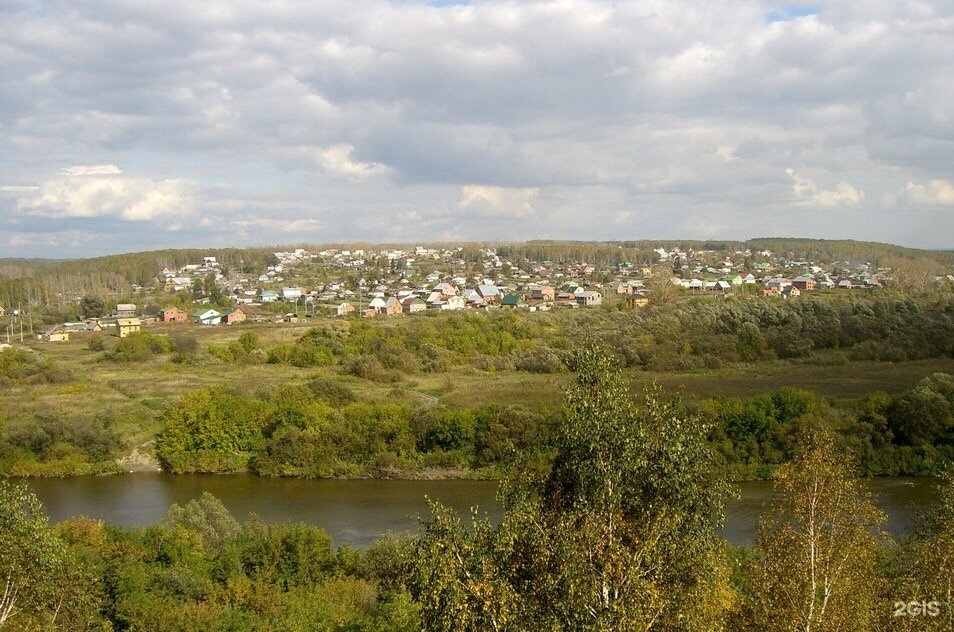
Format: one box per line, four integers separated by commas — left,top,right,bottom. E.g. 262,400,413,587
459,185,539,218
2,1,954,253
903,179,954,206
60,164,123,177
316,144,392,180
786,168,864,207
233,218,327,232
15,167,198,221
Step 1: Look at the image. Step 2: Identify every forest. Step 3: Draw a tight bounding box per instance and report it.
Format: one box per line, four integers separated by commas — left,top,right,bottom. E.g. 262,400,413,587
2,348,952,631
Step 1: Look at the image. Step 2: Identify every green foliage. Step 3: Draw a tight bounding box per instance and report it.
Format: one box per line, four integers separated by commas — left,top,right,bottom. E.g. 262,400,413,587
414,343,731,630
81,495,420,630
891,468,954,630
157,388,272,473
79,295,105,320
735,430,887,631
0,482,104,629
1,413,122,475
305,376,357,407
104,331,172,362
86,333,107,351
165,493,242,553
0,348,71,386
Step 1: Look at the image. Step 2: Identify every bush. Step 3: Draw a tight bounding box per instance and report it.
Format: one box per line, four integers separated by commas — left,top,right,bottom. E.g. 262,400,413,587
305,377,357,407
105,332,172,362
513,346,565,373
342,356,398,382
170,333,199,356
86,334,107,352
0,349,71,385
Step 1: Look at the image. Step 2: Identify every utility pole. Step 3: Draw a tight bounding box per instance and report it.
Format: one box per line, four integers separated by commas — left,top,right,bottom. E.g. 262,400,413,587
18,302,23,342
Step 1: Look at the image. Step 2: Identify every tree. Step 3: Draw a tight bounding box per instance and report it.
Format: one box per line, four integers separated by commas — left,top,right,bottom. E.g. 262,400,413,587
892,468,954,630
414,343,730,631
0,481,96,630
737,430,886,631
165,492,241,553
78,295,104,320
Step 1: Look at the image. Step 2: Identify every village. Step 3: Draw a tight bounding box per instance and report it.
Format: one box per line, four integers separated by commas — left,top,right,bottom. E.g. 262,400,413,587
17,242,903,344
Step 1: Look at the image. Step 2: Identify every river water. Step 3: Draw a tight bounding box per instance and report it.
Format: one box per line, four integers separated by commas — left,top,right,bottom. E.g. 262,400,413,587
23,474,938,548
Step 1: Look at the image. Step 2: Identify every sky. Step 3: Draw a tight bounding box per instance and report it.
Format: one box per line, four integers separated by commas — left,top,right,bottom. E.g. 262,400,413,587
1,0,953,257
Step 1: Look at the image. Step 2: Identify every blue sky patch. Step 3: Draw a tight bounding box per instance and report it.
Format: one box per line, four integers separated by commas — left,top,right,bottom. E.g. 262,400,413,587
765,6,820,23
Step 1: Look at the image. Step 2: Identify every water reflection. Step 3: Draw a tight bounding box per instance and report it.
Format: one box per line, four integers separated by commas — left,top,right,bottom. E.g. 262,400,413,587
24,474,937,548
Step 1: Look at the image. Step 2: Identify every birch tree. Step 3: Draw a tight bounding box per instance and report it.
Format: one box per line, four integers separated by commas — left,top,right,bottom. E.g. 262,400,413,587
739,430,886,631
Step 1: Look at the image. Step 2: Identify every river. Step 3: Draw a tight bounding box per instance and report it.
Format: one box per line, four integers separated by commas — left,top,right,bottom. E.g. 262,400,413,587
23,474,938,548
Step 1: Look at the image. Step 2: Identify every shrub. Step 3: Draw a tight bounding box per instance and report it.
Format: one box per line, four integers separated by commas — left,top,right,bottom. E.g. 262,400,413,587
305,377,357,407
513,346,565,373
105,332,172,362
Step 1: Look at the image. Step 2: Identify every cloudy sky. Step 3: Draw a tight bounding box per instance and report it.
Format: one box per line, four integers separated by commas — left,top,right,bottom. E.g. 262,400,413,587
2,0,953,257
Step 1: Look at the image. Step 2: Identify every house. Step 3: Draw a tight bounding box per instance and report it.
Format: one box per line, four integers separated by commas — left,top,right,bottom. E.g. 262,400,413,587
792,275,816,290
165,277,193,293
281,287,303,301
625,293,650,309
781,286,802,299
159,306,188,323
576,291,603,306
765,278,792,291
530,285,555,302
221,306,247,325
114,318,142,338
616,281,633,295
433,282,458,296
501,294,525,308
368,297,387,311
192,309,222,325
115,303,137,318
283,313,299,323
476,285,500,303
400,296,427,314
84,320,104,333
382,297,403,316
259,291,278,303
442,295,466,310
331,303,355,317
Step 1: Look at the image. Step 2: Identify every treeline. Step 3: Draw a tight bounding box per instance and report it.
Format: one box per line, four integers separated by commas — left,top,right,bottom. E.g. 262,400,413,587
705,375,954,478
152,373,954,479
156,379,555,476
746,237,954,265
587,292,954,369
0,247,278,313
164,293,954,373
496,241,661,266
3,351,953,630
